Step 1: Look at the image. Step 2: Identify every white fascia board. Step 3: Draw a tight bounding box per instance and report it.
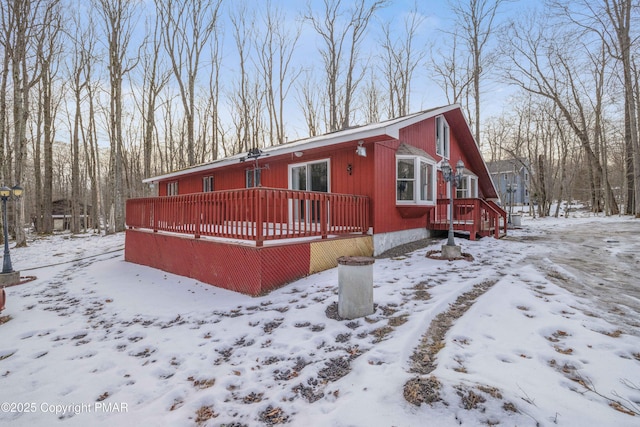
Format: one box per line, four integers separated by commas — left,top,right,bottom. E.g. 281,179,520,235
143,105,458,184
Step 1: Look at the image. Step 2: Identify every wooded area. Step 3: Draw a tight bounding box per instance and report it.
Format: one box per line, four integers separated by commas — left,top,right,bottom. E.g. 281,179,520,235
1,0,638,245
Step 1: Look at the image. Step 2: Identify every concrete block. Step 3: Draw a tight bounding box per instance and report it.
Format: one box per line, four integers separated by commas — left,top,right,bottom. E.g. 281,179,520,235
0,271,20,287
441,244,462,259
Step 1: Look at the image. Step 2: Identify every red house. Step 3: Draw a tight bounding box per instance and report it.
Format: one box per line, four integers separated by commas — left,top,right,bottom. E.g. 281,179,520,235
125,104,506,295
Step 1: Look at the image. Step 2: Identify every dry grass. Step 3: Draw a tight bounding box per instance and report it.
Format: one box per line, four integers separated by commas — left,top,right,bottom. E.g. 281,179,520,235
403,376,442,406
188,376,216,389
195,405,218,424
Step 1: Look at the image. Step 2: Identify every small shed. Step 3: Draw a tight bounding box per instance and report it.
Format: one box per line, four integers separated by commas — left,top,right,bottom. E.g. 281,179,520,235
51,199,93,231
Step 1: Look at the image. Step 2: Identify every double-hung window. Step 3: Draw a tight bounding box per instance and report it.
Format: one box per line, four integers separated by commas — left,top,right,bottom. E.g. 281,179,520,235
436,115,450,158
246,169,261,188
396,156,436,205
203,176,214,192
167,181,178,196
456,175,478,198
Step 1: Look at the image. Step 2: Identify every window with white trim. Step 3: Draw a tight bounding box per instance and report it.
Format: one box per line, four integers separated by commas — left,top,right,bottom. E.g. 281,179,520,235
396,156,436,204
435,115,450,158
288,159,330,192
246,169,261,188
203,176,214,192
167,181,178,196
456,175,478,198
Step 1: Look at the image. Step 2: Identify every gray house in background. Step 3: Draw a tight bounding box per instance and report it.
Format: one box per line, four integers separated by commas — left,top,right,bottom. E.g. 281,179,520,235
486,159,530,207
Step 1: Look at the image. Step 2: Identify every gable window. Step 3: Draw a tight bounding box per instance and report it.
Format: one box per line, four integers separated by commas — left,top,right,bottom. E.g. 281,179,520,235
435,115,450,158
167,181,178,196
203,176,214,192
246,169,261,188
396,156,436,204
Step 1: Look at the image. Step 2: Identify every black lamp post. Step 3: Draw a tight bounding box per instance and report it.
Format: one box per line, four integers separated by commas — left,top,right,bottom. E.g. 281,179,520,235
1,184,23,274
441,159,465,247
506,183,516,225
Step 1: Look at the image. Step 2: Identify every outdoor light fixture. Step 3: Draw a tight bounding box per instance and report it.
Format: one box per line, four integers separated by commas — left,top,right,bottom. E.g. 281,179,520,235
1,184,23,274
240,147,268,163
441,160,465,251
294,151,303,158
356,141,366,157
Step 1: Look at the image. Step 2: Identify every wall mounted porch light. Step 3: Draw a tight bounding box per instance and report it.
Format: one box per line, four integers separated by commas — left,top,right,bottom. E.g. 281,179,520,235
356,141,366,157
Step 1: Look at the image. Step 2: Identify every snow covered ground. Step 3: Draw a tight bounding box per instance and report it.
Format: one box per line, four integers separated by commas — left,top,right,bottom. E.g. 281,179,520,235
1,212,639,426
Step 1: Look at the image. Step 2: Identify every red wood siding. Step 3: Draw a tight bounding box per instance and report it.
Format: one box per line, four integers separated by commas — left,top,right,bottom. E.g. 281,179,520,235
151,111,494,236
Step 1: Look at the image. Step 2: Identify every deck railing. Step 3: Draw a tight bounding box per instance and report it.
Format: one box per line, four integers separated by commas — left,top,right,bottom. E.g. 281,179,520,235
429,198,507,240
126,187,370,246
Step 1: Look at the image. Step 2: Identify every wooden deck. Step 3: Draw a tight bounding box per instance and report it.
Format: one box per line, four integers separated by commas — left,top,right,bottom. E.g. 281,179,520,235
126,187,369,246
428,198,507,240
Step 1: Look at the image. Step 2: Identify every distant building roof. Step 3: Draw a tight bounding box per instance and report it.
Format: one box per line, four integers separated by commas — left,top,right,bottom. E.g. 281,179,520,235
486,158,528,174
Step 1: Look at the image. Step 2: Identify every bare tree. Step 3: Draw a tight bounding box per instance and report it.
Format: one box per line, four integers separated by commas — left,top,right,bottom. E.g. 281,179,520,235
379,3,426,118
156,0,222,166
38,2,62,234
206,18,223,161
230,2,256,153
138,12,169,191
600,0,639,216
500,12,618,214
431,30,473,110
0,2,14,187
550,0,638,214
7,0,60,246
256,1,301,146
449,0,505,145
94,0,140,234
306,0,387,132
67,11,91,234
296,70,322,137
361,70,381,123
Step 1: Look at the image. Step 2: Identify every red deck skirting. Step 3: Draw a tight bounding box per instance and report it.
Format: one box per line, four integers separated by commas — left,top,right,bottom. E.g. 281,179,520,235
125,229,311,295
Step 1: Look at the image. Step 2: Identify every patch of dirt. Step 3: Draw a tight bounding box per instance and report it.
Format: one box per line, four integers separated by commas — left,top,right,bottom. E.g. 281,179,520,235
426,250,475,262
292,378,325,403
376,238,437,259
456,386,486,410
259,406,289,426
318,356,351,382
189,376,215,389
326,301,380,322
412,282,432,301
403,280,501,407
195,405,218,424
242,392,263,404
403,376,442,406
408,280,497,375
